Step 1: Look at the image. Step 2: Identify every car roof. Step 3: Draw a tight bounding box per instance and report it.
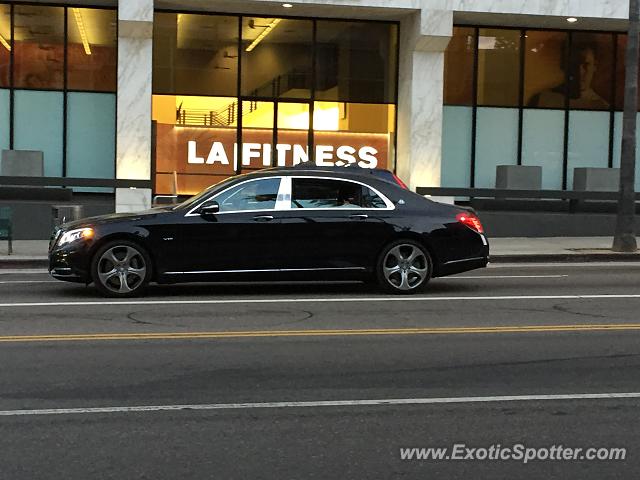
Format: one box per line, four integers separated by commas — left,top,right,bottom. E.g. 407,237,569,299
251,165,398,183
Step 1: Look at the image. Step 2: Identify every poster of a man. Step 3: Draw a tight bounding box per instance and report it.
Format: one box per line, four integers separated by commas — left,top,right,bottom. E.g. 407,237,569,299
529,41,610,109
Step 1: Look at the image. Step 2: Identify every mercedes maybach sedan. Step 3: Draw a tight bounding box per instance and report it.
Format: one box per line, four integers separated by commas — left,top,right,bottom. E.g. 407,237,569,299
49,167,489,297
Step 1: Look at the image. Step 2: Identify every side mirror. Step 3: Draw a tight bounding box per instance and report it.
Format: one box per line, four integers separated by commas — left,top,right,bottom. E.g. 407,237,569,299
200,200,220,217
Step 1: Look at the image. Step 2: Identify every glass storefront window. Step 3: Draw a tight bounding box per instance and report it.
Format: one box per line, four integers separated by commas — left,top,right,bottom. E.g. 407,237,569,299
13,5,64,90
315,21,397,104
441,106,473,187
525,30,568,108
1,5,118,192
67,8,117,92
521,109,565,189
153,95,238,195
477,28,521,107
569,33,613,110
474,107,519,187
313,102,395,170
444,26,628,191
444,27,476,106
153,13,239,97
241,17,312,99
152,13,399,194
567,110,610,186
241,100,275,171
276,102,310,167
14,90,64,176
0,4,9,88
66,92,116,192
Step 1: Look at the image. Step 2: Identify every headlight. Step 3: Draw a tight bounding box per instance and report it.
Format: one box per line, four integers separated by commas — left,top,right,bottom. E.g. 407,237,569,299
58,227,94,246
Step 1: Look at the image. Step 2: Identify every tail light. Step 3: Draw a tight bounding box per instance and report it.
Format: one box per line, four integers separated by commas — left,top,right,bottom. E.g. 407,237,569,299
391,173,408,190
456,212,484,234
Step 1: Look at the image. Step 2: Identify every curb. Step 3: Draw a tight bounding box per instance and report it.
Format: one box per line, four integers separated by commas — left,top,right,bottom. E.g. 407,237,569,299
490,253,640,263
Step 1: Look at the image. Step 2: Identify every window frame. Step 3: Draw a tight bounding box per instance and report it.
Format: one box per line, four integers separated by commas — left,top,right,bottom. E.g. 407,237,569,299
185,176,287,216
151,9,401,192
1,3,118,188
214,176,283,213
185,174,394,216
288,175,394,210
443,25,623,190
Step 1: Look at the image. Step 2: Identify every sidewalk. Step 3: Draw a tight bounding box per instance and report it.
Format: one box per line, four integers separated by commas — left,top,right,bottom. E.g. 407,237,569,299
488,237,640,262
0,240,50,269
1,237,640,269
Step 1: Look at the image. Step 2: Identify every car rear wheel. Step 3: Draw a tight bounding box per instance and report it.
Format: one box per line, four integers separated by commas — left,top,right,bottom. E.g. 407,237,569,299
376,240,432,294
91,240,151,297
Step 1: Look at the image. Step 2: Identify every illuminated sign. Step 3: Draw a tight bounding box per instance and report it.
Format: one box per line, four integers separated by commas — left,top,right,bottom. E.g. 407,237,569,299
154,123,390,194
187,141,379,169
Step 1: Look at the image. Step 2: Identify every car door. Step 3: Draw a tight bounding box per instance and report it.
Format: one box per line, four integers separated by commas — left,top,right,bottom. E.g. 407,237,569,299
177,177,284,273
277,176,395,271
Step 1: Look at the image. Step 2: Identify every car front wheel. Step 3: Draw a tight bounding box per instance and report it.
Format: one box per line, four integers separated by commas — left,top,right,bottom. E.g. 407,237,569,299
91,240,151,297
376,240,432,294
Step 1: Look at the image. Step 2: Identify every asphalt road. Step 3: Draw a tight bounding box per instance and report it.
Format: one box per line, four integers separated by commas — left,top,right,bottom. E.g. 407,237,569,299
1,263,640,479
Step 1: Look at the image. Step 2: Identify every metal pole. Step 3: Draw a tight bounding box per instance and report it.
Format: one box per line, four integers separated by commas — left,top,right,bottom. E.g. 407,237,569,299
613,0,639,252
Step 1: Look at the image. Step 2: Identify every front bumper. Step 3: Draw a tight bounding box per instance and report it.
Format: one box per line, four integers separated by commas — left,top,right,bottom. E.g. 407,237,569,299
49,242,93,283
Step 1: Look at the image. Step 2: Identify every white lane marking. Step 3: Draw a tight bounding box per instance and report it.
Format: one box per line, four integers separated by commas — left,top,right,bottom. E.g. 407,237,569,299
489,262,640,268
446,275,568,279
0,269,48,275
0,280,57,284
1,294,640,308
1,392,639,417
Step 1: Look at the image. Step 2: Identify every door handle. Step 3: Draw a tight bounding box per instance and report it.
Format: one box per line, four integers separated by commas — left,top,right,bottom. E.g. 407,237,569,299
253,215,274,222
349,214,368,220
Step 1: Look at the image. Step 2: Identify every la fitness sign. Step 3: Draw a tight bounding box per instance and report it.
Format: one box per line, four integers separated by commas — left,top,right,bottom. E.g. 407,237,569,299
187,141,379,169
154,123,390,193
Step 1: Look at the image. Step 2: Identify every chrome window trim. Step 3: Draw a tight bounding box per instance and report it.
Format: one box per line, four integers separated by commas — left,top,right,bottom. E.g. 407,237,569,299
441,257,486,265
163,267,366,275
287,175,395,211
185,176,284,217
184,173,395,217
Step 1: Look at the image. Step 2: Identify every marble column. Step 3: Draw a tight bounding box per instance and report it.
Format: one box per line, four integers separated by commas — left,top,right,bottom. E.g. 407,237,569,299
115,0,153,212
396,9,452,192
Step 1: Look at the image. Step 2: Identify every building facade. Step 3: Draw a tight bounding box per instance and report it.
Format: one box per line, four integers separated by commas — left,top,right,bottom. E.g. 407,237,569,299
0,0,634,222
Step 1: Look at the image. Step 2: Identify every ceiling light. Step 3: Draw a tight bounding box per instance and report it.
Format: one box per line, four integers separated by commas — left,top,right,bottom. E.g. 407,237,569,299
0,34,9,52
566,17,578,23
246,18,281,52
282,3,293,7
72,8,91,55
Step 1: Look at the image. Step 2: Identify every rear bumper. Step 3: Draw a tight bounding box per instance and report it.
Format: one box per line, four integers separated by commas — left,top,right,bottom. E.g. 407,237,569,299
435,256,489,277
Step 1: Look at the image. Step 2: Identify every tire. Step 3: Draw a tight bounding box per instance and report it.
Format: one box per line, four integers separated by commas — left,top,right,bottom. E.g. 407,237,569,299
376,239,432,294
91,240,152,298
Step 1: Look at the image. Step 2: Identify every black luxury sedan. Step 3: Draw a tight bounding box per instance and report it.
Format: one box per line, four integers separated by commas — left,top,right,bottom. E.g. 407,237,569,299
49,166,489,297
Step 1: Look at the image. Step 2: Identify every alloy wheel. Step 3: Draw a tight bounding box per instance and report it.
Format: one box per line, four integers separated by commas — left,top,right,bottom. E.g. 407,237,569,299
382,243,429,291
97,245,147,294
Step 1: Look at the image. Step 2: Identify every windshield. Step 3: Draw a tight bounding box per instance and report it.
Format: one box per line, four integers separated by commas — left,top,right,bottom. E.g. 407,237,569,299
173,176,238,211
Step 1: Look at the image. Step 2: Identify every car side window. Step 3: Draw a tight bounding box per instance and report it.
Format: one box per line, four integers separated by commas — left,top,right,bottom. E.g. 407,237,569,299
291,178,387,209
213,178,281,212
362,187,388,208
